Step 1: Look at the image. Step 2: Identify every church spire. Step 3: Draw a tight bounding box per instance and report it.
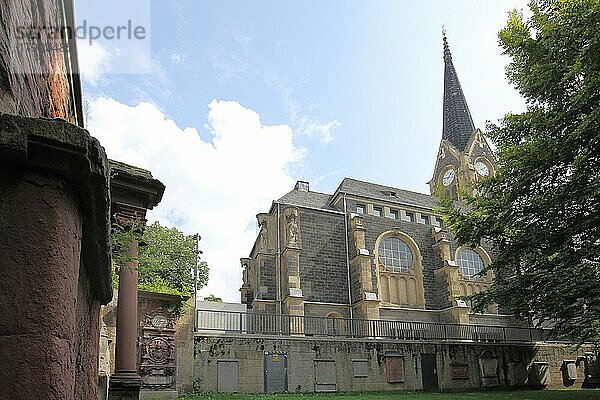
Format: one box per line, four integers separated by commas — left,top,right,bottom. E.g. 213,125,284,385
442,30,475,151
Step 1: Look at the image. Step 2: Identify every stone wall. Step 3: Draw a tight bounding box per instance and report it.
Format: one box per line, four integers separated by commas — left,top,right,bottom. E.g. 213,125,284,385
193,334,594,393
0,0,81,124
0,115,112,399
362,214,438,308
298,208,348,304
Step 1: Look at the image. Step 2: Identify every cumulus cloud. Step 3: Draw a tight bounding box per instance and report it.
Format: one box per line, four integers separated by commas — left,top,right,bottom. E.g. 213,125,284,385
77,40,112,86
87,98,303,301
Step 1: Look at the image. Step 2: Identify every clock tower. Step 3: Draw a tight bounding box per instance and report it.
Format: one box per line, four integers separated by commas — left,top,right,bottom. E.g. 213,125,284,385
428,32,496,200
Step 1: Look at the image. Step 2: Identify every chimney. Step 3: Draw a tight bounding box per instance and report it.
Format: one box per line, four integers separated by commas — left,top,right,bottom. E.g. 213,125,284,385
294,180,309,192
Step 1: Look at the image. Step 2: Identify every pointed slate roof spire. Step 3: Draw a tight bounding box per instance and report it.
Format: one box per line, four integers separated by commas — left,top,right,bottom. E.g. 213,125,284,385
442,30,475,151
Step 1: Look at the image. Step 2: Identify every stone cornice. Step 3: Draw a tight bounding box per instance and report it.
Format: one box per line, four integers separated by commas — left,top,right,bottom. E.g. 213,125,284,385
0,114,113,303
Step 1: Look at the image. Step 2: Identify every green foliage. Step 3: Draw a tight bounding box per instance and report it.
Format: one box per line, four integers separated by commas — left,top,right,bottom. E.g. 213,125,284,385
110,221,209,297
203,294,222,302
442,0,600,345
138,222,203,295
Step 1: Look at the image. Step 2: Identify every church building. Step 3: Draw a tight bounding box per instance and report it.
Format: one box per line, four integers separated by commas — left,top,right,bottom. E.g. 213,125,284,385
240,34,508,329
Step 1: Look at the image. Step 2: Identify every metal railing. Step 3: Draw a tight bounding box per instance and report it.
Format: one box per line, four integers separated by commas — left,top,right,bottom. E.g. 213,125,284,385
195,309,554,343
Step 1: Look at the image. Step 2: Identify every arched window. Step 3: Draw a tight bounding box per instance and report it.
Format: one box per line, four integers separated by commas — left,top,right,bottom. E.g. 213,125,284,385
378,237,413,273
457,248,485,280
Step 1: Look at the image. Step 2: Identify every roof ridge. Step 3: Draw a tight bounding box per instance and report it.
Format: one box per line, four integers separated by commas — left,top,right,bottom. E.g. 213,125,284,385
341,177,433,198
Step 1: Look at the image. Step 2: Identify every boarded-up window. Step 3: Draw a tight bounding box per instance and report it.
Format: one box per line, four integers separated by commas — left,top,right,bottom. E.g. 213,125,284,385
315,360,337,392
352,359,368,378
217,360,238,392
386,356,405,383
451,363,469,380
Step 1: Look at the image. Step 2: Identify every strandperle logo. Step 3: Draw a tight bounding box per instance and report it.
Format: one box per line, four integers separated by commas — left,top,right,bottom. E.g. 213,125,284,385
15,19,147,45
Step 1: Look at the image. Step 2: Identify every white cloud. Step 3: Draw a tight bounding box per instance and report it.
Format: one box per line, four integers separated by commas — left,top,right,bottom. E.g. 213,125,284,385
210,32,340,144
170,53,185,64
87,97,303,302
296,118,340,144
77,40,112,86
263,71,340,144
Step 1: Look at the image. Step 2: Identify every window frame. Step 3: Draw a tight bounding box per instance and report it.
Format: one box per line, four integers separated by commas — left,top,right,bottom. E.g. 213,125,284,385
378,236,413,273
456,248,486,281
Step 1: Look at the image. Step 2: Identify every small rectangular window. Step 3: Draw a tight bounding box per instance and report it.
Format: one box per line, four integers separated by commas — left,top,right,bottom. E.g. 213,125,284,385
315,360,337,392
386,356,405,383
389,210,398,220
434,217,443,228
373,207,382,217
352,360,368,378
403,212,414,222
356,204,365,214
420,215,429,224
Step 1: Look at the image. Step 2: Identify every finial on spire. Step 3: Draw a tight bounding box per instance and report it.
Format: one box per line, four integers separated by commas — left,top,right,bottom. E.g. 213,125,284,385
442,27,452,61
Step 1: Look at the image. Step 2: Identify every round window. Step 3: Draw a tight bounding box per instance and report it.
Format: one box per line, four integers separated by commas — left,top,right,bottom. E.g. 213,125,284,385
378,237,413,273
457,248,485,280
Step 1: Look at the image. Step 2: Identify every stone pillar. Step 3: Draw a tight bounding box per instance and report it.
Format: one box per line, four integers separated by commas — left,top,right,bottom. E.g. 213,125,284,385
280,207,304,333
110,238,143,398
349,214,380,320
0,115,112,399
432,227,470,324
108,161,165,400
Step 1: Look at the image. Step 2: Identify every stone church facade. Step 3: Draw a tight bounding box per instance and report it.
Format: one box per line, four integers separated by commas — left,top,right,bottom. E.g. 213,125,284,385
191,35,600,394
240,34,506,328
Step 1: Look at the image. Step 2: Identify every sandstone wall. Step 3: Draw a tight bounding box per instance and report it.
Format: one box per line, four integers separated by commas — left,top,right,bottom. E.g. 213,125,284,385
193,334,593,393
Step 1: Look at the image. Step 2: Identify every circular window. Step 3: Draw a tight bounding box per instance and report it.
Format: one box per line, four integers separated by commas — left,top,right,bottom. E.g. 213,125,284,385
378,237,413,273
457,248,485,280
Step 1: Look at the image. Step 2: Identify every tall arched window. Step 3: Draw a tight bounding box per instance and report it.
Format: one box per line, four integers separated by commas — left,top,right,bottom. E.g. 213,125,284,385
457,248,485,280
378,237,413,273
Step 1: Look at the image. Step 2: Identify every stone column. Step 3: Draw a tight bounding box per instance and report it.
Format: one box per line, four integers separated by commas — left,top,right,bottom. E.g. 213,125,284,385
349,214,380,321
280,207,304,333
110,237,143,398
0,115,112,399
108,161,165,400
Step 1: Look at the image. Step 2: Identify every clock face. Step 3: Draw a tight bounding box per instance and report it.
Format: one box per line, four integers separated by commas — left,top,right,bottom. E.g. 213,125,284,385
442,169,455,186
474,160,490,176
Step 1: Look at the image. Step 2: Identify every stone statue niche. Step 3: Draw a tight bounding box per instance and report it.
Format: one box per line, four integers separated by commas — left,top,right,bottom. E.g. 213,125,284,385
283,207,301,249
256,213,271,252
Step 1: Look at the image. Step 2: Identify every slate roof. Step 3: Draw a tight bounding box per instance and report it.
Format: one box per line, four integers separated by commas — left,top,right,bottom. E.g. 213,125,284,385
277,189,338,211
442,33,475,151
334,177,439,210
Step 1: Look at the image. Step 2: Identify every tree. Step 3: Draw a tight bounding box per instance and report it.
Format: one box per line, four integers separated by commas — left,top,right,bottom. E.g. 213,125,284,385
111,221,209,296
203,294,222,302
443,0,600,344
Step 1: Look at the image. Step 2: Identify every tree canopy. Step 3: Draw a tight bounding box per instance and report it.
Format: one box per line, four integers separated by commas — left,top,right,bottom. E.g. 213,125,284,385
112,221,209,296
443,0,600,344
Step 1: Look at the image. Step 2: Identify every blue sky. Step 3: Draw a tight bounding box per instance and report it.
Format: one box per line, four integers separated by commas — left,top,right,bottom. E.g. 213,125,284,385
77,1,528,301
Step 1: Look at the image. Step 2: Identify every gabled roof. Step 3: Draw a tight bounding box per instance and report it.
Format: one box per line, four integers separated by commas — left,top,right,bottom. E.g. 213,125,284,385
333,177,439,210
442,33,476,152
277,189,338,211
